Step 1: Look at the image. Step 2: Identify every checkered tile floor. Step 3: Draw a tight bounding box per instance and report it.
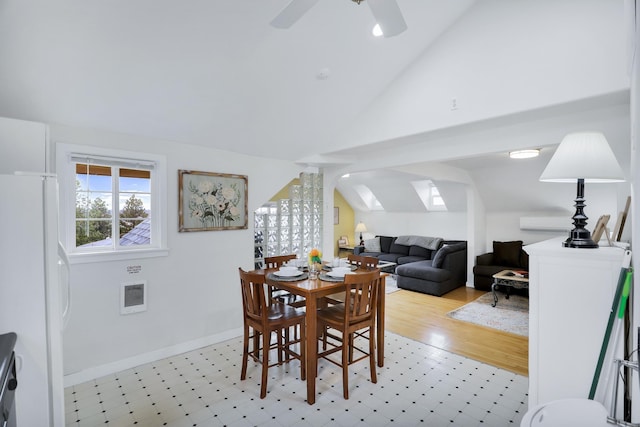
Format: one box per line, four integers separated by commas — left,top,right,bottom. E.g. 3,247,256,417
65,332,528,426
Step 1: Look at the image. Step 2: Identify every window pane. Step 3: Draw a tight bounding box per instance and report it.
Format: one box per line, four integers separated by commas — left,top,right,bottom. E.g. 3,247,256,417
75,163,113,247
76,164,113,192
75,219,112,248
120,168,151,192
119,168,151,245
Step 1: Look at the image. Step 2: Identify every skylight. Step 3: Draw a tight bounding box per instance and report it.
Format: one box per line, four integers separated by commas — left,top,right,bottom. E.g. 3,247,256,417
354,184,384,211
411,180,447,211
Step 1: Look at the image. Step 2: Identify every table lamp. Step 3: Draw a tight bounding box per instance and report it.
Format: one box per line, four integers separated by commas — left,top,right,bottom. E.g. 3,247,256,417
355,222,367,246
539,132,625,248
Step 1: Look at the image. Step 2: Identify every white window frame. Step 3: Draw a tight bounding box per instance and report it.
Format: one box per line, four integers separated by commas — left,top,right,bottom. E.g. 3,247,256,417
411,179,448,212
56,143,168,264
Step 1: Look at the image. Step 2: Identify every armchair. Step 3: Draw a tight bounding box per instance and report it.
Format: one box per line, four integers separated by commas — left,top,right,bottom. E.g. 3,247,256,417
473,240,529,291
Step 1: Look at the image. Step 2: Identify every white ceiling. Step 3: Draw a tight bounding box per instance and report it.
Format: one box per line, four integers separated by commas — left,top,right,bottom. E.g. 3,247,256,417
0,0,475,160
0,0,631,213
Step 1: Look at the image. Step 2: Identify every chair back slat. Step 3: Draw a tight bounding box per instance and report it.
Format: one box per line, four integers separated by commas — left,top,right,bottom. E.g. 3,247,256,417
347,254,378,270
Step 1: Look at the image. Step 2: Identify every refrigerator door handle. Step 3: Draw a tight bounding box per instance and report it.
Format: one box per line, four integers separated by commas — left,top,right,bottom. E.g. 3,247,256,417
58,242,71,329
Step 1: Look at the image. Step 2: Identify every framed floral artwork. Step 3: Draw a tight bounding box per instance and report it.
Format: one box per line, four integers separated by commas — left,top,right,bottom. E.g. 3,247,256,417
178,170,248,232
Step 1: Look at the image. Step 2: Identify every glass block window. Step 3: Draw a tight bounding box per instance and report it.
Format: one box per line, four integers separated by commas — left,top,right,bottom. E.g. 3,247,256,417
253,172,323,268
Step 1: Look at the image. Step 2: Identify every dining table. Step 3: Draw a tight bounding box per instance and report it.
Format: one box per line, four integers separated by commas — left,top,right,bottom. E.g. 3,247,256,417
262,267,387,405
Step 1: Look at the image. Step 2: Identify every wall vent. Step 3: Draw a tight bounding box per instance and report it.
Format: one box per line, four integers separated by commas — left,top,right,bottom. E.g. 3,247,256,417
121,281,147,314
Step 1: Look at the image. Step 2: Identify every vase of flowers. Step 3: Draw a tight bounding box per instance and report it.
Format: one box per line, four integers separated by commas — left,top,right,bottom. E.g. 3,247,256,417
308,248,322,279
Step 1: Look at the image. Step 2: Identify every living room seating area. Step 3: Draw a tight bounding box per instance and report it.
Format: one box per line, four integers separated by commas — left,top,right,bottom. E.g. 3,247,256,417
354,235,467,296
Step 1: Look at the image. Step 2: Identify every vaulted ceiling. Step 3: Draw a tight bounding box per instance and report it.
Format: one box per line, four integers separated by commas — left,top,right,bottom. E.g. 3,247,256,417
0,0,630,213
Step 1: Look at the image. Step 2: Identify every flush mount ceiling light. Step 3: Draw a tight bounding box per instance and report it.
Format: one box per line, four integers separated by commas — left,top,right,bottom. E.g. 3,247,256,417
509,149,540,159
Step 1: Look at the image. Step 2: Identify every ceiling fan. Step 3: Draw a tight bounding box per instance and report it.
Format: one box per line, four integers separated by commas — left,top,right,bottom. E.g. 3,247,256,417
270,0,407,38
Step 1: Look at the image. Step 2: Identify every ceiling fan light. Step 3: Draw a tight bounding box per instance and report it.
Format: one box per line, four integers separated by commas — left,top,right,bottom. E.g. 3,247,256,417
510,149,540,159
372,23,383,37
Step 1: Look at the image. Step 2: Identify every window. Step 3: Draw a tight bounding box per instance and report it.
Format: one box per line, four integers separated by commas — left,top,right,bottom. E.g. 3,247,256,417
411,179,448,211
353,184,384,211
57,144,168,263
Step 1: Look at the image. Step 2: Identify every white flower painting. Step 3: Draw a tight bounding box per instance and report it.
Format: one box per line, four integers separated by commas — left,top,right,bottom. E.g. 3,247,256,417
179,170,248,232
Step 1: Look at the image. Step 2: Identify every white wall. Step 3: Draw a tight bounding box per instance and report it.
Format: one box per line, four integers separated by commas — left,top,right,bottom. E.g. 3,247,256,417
356,211,467,242
51,125,303,382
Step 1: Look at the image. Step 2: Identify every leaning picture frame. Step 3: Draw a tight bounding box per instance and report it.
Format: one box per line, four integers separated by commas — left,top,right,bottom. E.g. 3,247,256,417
612,196,631,241
178,170,248,232
591,214,611,244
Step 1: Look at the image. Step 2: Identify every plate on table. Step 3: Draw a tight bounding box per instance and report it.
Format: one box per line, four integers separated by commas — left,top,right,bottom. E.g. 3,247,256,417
274,269,304,277
327,270,353,278
325,264,357,271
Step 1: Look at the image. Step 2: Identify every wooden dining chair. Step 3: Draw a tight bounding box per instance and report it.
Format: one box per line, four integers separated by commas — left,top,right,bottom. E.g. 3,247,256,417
264,255,305,307
316,269,381,399
264,254,297,269
347,254,379,270
346,253,362,266
238,268,306,399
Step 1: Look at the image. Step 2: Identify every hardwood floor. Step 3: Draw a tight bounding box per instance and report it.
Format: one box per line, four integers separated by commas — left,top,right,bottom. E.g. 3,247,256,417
385,286,529,376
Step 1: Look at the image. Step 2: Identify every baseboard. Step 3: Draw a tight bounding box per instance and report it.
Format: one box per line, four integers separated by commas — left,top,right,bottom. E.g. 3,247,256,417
63,327,243,387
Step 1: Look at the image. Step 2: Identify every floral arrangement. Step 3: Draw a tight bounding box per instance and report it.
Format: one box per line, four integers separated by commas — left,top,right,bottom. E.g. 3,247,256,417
308,248,322,265
187,179,242,227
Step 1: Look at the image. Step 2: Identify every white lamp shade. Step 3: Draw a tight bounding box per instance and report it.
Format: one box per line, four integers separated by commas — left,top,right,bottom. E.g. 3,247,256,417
355,222,367,233
539,132,625,183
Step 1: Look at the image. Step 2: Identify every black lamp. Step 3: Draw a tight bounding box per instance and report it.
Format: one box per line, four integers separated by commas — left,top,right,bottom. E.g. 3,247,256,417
355,222,367,246
539,132,625,248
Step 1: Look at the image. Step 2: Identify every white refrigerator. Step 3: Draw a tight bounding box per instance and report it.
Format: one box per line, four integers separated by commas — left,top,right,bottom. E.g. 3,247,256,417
0,173,68,426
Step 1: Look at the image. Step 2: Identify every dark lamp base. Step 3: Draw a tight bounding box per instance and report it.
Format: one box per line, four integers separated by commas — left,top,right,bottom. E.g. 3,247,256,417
562,178,599,249
563,229,598,249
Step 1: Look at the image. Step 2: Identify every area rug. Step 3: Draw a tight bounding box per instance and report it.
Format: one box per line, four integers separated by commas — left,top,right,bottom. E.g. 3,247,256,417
385,275,400,294
446,292,528,336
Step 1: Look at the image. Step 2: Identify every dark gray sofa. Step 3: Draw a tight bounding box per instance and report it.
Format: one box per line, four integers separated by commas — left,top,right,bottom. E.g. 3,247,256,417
354,235,442,265
355,236,467,296
395,241,467,296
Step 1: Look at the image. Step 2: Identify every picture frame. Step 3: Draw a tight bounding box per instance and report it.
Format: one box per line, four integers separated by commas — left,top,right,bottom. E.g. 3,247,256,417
591,214,610,244
334,207,339,225
338,235,349,247
178,170,248,232
612,196,631,241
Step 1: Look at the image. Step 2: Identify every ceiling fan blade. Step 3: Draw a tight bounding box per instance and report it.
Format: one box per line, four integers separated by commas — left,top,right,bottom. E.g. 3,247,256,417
270,0,320,29
367,0,407,37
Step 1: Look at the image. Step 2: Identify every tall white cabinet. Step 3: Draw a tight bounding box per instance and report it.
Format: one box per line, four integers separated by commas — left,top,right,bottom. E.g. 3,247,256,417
0,116,49,174
525,237,627,408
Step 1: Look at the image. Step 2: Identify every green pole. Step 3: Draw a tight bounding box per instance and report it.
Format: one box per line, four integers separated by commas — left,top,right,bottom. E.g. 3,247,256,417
588,266,633,400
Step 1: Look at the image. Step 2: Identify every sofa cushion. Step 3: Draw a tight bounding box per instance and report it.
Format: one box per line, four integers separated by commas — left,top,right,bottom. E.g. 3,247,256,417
493,240,523,267
408,245,431,259
379,236,394,254
364,237,381,253
432,242,466,268
359,251,383,258
473,264,510,277
378,253,403,263
389,241,410,256
396,260,451,282
397,255,429,265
